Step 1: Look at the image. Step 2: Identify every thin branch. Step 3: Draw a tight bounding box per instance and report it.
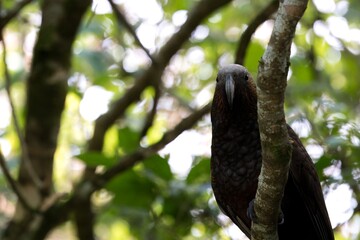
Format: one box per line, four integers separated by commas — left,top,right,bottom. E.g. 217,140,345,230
165,88,197,112
28,0,230,236
88,0,232,152
30,102,212,237
2,0,93,239
234,0,278,65
74,197,95,240
98,102,211,184
0,149,38,213
0,32,43,190
0,0,33,31
140,83,161,138
108,0,156,63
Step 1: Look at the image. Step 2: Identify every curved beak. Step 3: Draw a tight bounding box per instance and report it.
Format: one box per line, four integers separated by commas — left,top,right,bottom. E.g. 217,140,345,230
225,74,235,109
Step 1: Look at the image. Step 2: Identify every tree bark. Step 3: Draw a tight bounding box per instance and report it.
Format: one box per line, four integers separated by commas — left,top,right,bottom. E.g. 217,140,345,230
253,0,308,239
4,0,91,239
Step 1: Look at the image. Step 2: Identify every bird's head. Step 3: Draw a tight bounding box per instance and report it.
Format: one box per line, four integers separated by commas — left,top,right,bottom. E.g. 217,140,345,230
211,64,257,125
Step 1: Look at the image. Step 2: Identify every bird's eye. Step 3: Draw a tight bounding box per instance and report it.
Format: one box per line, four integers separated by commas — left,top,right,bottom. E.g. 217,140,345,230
244,75,249,81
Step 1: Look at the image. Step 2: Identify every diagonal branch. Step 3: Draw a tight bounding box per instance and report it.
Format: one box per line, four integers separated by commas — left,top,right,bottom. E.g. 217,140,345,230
107,0,156,63
0,149,38,213
19,1,231,237
62,1,231,238
235,0,278,65
30,102,211,237
98,102,211,185
0,0,33,31
88,0,232,152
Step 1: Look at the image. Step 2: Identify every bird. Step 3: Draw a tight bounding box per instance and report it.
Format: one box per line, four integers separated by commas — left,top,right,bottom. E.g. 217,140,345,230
210,64,334,239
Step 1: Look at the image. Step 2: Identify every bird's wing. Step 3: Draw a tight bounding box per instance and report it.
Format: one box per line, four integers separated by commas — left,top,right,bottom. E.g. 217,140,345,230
287,126,334,240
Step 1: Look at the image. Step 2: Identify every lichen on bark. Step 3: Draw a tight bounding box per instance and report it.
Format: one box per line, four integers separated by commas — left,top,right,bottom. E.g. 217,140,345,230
252,0,309,239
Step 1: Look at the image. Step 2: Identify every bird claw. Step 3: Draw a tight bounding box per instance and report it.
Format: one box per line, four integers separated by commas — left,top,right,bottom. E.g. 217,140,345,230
278,210,285,225
247,199,258,223
247,199,285,225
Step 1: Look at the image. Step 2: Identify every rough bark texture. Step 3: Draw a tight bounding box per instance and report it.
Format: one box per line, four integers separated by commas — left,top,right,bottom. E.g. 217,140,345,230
3,0,91,239
253,0,309,239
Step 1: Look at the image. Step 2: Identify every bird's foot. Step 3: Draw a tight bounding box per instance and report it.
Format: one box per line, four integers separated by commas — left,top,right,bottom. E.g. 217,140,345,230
247,199,258,223
278,210,284,225
247,199,285,225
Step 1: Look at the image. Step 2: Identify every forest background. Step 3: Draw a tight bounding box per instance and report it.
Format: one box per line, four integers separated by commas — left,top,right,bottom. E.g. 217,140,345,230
0,0,359,239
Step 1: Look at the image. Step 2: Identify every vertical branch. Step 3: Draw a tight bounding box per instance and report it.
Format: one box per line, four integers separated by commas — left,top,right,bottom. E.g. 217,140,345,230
140,84,161,139
0,150,36,213
1,32,43,191
1,33,40,211
253,0,308,239
108,0,155,63
3,0,92,239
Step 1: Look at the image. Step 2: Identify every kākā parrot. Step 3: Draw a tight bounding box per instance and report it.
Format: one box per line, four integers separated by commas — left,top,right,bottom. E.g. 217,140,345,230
210,64,334,239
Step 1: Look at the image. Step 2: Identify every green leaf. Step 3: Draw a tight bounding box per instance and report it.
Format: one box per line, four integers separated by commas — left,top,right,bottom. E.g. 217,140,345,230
118,127,140,153
76,151,115,167
186,158,210,184
244,41,265,75
106,170,156,209
325,136,347,147
162,187,191,220
291,59,314,85
315,155,332,180
143,154,173,181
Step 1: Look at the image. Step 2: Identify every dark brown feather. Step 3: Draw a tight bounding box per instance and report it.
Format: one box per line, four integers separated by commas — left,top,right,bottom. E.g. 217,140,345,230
211,64,334,239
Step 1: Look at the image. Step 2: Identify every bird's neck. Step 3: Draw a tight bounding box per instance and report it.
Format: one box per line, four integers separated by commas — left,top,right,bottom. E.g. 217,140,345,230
212,105,258,134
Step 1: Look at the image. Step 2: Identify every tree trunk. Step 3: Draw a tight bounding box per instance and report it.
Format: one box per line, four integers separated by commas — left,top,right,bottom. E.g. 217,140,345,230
3,0,91,239
253,0,309,239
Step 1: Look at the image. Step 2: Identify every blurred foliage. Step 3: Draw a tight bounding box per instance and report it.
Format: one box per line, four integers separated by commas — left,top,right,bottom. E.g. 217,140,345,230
0,0,360,239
